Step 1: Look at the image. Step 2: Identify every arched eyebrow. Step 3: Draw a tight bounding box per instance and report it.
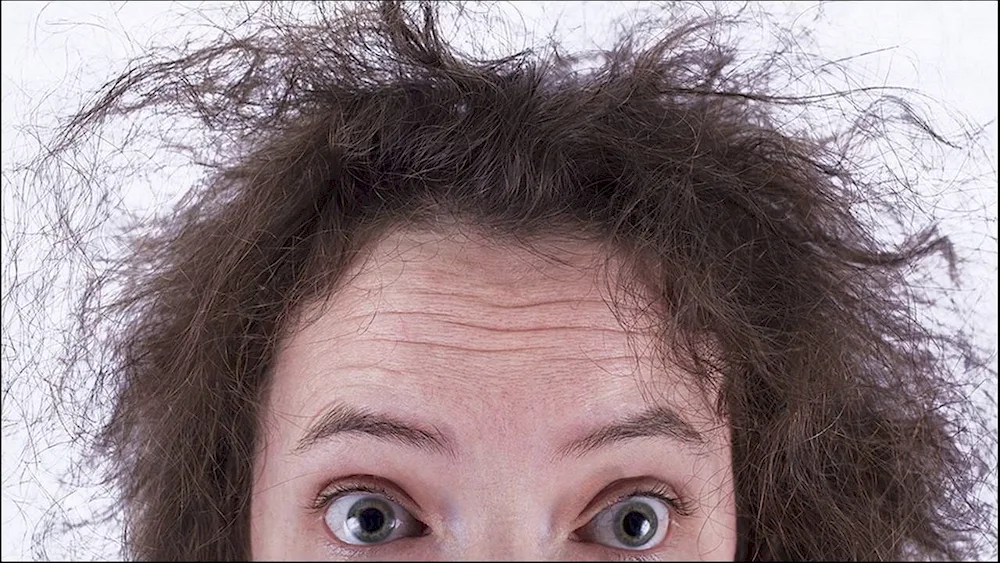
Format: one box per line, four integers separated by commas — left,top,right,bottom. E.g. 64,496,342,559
292,403,455,457
555,405,707,460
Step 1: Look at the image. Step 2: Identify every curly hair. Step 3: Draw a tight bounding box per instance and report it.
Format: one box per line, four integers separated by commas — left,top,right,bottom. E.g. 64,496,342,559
16,0,996,560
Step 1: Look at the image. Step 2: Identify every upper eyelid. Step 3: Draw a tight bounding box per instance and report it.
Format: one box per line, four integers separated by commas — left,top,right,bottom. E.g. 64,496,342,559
576,479,690,525
614,489,694,517
313,476,423,517
315,487,402,510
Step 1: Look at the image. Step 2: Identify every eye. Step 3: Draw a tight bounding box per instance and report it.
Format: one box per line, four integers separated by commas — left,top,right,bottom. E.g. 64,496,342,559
577,495,670,551
323,492,425,546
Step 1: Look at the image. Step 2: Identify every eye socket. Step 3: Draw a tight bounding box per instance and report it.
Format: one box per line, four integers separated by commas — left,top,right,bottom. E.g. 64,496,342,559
577,495,670,551
323,492,425,546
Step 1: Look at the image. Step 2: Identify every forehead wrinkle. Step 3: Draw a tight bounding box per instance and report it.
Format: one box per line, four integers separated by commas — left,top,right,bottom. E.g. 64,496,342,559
355,309,632,336
284,294,680,403
352,229,619,296
306,317,653,366
298,286,648,353
286,289,672,395
272,227,716,436
346,273,611,312
309,229,660,343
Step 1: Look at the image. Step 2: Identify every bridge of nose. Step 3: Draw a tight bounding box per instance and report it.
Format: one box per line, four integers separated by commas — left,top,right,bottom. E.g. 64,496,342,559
437,436,570,560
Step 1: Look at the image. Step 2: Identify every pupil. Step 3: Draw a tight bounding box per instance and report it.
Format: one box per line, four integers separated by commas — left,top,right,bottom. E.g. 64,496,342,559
622,510,650,538
347,497,396,543
613,502,657,547
358,507,385,533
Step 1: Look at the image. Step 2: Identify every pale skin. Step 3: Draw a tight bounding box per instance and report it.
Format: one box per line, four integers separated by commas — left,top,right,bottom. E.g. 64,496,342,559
251,228,737,560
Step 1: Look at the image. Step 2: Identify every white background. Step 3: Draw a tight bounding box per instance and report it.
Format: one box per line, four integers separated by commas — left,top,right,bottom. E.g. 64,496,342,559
2,1,997,560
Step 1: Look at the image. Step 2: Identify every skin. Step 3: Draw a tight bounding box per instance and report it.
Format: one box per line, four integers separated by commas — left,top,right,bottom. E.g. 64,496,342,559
251,228,737,560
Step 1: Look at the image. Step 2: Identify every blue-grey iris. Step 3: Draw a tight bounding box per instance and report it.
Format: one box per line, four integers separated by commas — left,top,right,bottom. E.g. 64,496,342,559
614,501,658,547
346,496,396,543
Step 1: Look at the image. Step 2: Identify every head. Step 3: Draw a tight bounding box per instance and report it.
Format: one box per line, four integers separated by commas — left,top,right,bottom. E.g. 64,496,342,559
43,0,995,560
251,227,737,560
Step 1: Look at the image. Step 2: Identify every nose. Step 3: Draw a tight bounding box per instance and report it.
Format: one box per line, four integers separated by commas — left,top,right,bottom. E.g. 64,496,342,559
444,509,557,561
443,440,561,559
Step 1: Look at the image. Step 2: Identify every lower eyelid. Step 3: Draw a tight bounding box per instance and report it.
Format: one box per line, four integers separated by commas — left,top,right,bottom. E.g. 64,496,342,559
322,538,396,559
613,552,664,562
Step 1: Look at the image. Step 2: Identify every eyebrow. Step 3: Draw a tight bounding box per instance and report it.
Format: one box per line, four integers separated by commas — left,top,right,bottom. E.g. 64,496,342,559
292,403,706,460
555,405,707,459
292,403,455,456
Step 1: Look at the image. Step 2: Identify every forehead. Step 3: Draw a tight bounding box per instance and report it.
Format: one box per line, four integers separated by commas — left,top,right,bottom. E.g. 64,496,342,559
269,228,718,448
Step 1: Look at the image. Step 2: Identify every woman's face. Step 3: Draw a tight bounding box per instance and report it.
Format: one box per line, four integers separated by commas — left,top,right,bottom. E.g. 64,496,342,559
251,229,737,560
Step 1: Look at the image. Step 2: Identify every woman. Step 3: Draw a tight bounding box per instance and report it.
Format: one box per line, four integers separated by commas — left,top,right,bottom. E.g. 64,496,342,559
8,0,996,560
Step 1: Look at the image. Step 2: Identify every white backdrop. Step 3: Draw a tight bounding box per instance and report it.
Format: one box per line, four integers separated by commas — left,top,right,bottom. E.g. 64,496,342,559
2,1,997,560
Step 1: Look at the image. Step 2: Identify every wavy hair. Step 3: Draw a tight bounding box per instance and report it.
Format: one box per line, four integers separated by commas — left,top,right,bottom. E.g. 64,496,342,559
13,0,996,560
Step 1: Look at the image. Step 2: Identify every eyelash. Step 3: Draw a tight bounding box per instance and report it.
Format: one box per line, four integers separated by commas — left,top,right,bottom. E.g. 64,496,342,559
310,481,407,513
594,481,695,520
310,478,695,556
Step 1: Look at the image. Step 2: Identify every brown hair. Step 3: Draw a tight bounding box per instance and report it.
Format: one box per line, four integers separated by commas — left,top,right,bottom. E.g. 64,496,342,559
22,0,996,560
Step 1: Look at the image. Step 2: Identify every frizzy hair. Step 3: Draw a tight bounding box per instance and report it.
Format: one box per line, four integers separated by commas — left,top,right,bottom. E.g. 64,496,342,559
18,0,996,560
